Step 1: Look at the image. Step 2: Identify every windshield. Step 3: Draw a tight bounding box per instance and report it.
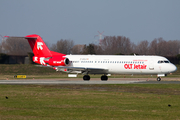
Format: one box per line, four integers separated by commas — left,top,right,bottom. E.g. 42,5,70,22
158,60,170,63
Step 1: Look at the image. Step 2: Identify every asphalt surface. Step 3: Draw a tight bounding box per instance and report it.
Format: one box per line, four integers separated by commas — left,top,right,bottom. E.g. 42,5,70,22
0,78,180,85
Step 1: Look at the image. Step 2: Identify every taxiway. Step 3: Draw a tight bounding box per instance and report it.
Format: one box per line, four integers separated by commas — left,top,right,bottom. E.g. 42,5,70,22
0,78,180,85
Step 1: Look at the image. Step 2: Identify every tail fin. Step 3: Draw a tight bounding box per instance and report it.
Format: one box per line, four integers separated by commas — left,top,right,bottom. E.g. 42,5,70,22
5,34,68,66
25,34,52,56
5,34,65,57
25,34,65,57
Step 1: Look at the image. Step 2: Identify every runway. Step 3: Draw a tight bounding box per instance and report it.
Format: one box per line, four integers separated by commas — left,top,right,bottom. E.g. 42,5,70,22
0,79,139,85
0,78,180,85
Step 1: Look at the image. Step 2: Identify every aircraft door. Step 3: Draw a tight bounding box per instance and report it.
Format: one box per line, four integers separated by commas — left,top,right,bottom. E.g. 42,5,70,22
149,60,154,70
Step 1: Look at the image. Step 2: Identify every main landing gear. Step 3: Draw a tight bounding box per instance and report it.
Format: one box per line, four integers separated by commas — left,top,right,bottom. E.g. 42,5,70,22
101,75,108,81
83,75,90,81
83,75,108,81
157,77,161,81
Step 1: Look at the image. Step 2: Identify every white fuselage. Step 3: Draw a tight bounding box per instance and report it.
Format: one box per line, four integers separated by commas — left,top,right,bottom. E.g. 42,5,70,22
66,55,177,75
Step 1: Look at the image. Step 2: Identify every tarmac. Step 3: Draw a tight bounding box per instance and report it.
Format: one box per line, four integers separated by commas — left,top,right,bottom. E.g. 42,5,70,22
0,78,180,85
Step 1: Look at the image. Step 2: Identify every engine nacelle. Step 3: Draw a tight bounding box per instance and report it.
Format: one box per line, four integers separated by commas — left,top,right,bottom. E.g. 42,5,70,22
47,57,70,66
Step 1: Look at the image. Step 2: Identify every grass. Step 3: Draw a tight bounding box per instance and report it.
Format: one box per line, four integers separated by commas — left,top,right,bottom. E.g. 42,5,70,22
0,64,57,75
0,84,180,119
0,65,180,119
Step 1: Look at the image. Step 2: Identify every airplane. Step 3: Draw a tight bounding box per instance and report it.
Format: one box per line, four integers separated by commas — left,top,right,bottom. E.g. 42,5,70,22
5,34,177,81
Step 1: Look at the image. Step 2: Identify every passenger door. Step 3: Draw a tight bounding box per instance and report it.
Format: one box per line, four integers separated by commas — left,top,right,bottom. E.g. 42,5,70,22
149,60,154,70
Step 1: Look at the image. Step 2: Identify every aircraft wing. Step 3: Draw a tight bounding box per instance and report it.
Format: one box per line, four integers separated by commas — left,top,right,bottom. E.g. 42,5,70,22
54,66,108,74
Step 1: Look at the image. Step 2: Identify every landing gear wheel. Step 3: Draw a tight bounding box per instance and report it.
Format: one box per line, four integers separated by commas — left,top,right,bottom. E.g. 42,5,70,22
83,75,90,81
157,77,161,81
101,75,108,81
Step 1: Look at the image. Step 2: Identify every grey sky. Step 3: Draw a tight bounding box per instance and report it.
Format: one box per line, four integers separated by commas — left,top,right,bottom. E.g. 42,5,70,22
0,0,180,45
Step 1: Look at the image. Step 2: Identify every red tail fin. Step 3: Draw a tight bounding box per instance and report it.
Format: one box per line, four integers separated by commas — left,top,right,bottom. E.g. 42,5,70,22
25,34,52,56
4,34,67,66
25,34,64,57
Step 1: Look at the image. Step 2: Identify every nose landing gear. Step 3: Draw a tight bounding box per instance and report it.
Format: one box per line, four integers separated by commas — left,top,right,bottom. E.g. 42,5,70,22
157,77,161,81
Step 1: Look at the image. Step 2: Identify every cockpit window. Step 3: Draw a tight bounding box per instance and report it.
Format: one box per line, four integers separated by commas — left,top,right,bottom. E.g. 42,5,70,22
158,61,164,63
158,60,170,63
164,61,169,63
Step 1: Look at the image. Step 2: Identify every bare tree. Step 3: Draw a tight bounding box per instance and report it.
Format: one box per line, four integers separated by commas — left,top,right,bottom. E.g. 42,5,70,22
135,40,149,55
148,38,168,56
2,37,32,55
166,40,180,56
94,45,104,55
71,44,84,54
149,38,158,55
50,39,74,54
157,38,168,56
45,36,180,57
100,36,132,55
82,44,96,54
120,36,132,54
145,38,180,56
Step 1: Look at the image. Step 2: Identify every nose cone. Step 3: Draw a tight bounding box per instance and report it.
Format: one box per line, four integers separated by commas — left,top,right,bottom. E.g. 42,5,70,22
170,64,177,73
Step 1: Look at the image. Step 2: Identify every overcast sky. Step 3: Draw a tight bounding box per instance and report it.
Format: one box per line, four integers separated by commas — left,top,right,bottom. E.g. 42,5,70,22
0,0,180,45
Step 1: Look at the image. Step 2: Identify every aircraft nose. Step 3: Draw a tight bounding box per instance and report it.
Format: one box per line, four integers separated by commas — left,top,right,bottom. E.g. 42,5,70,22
170,64,177,73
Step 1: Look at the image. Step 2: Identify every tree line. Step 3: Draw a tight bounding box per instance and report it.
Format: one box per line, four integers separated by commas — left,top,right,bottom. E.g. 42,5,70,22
0,36,180,56
49,36,180,56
